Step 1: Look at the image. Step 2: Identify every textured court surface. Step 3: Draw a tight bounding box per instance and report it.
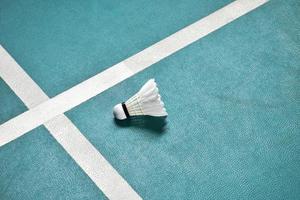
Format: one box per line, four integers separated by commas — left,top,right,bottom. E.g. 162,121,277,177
0,0,299,199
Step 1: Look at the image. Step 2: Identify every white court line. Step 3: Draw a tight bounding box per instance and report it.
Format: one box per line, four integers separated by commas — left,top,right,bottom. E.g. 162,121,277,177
0,47,141,200
0,0,269,145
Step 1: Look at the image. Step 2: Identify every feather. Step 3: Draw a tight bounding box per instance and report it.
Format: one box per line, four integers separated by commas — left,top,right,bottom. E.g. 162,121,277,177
113,79,168,120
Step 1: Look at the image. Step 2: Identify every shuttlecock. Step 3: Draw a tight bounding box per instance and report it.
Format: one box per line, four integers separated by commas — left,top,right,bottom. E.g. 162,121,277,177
113,79,168,120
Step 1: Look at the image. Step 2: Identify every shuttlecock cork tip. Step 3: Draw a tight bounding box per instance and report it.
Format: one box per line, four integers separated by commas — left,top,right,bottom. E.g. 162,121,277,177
113,103,127,120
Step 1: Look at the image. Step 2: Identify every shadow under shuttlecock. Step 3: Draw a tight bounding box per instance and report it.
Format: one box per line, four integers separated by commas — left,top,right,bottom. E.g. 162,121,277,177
114,116,168,134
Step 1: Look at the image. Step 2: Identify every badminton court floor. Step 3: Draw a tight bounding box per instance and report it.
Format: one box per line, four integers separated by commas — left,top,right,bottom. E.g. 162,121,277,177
0,0,299,199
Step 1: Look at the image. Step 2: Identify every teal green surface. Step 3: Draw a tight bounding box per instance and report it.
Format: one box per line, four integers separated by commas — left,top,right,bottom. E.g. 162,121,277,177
0,0,231,97
1,0,299,199
66,1,300,199
0,79,27,124
0,126,106,199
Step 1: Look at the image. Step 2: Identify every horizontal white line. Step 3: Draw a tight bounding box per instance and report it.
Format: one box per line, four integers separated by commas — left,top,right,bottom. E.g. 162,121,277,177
0,46,141,200
0,0,268,145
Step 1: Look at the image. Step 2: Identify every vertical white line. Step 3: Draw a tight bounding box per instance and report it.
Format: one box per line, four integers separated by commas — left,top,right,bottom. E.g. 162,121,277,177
44,115,142,200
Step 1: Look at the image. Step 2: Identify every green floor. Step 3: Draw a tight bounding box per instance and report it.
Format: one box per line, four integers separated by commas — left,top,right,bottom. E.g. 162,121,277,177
0,127,106,199
0,0,299,199
0,79,27,124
